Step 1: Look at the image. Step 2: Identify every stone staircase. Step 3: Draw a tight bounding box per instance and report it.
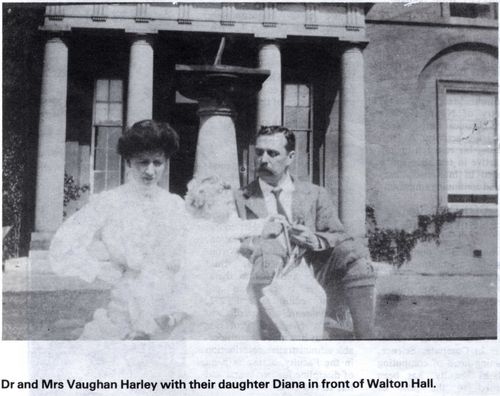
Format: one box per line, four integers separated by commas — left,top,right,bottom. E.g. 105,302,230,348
3,250,111,293
3,254,496,299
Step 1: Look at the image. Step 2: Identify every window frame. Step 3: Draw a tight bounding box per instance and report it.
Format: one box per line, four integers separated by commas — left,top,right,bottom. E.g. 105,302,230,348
437,80,498,216
283,82,314,182
448,3,497,19
90,78,125,194
441,3,498,26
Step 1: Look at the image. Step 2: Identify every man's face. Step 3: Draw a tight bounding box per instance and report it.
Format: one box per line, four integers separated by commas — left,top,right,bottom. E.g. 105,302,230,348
255,133,295,186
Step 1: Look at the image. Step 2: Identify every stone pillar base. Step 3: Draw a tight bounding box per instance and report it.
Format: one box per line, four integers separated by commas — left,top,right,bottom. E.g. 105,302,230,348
30,232,54,251
194,100,240,188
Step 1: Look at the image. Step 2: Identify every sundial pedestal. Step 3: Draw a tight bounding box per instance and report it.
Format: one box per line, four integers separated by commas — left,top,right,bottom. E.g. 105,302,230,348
195,98,239,187
176,64,270,188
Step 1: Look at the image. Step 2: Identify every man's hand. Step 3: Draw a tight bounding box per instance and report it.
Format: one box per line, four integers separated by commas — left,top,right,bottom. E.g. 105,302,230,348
261,215,288,238
289,224,320,250
155,312,187,330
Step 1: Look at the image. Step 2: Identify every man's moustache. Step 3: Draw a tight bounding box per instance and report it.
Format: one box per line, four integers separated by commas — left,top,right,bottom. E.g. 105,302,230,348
258,166,274,174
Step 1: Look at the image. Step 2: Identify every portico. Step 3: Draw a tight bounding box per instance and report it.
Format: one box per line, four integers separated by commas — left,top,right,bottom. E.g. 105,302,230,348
32,3,370,251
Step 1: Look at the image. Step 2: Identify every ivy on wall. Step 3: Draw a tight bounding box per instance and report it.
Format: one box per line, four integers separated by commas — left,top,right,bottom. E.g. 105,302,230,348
3,170,88,260
2,140,24,259
3,5,45,260
366,205,462,267
63,173,90,218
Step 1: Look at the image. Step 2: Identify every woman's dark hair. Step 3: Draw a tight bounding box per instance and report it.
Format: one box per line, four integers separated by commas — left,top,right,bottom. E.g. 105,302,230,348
117,120,180,160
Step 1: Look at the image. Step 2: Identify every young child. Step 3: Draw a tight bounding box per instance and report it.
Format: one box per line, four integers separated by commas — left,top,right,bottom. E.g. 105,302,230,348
160,176,268,340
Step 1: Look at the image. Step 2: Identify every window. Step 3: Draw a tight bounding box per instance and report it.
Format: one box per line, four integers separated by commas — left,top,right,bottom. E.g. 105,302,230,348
91,79,124,194
438,81,497,209
94,79,124,124
449,3,497,20
283,83,313,181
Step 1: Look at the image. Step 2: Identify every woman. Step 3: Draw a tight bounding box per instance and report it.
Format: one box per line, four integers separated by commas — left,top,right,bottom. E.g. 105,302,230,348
50,120,187,340
162,176,267,340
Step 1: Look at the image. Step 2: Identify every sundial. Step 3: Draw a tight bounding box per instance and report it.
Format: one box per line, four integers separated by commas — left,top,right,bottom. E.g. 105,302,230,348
176,38,270,187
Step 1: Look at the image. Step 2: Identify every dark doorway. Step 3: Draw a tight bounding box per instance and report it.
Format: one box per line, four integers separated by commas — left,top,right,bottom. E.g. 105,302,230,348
169,102,199,196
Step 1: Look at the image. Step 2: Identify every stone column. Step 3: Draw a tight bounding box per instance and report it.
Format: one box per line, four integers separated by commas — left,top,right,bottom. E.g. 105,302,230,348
126,35,167,187
34,36,68,236
339,45,366,237
194,99,240,188
250,41,282,180
127,35,154,126
257,41,282,127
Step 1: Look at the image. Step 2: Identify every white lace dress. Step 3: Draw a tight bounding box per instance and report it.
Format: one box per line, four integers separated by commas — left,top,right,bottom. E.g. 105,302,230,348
166,215,265,340
50,181,187,339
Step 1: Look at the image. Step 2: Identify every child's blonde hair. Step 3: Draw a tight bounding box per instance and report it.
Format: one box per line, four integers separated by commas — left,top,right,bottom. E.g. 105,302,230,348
185,176,233,219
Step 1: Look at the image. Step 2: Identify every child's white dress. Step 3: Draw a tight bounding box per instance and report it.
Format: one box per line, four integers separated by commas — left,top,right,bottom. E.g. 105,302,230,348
167,215,264,340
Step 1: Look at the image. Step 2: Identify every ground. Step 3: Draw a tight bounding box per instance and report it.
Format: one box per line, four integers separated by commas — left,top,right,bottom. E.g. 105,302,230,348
2,290,496,340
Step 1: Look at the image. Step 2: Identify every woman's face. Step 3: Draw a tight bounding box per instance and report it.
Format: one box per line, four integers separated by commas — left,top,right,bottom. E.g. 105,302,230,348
128,151,166,187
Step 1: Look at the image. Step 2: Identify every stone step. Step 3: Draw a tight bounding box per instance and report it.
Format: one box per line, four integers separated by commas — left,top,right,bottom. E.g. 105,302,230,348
29,249,49,261
3,258,496,298
3,257,30,272
3,252,55,273
6,254,53,273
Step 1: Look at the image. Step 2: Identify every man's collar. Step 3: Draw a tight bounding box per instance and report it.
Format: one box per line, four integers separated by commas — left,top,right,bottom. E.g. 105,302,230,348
258,172,295,193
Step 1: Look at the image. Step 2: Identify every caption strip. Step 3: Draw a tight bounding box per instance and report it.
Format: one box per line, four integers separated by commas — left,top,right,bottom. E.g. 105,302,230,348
2,378,436,392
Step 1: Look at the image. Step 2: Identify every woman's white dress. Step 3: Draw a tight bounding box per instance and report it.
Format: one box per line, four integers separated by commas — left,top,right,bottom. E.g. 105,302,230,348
50,181,187,339
167,215,264,340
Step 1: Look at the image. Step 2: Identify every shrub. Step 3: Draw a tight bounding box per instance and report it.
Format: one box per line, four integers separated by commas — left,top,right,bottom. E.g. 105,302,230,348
63,173,90,217
366,206,462,267
2,141,24,260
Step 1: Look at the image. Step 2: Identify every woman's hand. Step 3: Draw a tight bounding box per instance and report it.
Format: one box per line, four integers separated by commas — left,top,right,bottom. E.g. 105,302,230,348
96,261,123,284
89,240,110,261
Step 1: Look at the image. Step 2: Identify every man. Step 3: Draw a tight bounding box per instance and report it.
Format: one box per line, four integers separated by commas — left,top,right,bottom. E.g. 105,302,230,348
235,125,376,339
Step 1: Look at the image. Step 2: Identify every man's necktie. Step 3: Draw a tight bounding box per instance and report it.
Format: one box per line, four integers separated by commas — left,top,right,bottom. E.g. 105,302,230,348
271,188,290,222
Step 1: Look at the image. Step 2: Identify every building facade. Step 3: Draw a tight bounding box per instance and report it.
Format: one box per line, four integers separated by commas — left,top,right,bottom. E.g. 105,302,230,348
32,2,370,251
365,3,497,274
7,3,498,275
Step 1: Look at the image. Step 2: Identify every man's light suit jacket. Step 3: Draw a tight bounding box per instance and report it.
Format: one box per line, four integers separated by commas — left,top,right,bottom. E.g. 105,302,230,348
234,179,372,288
